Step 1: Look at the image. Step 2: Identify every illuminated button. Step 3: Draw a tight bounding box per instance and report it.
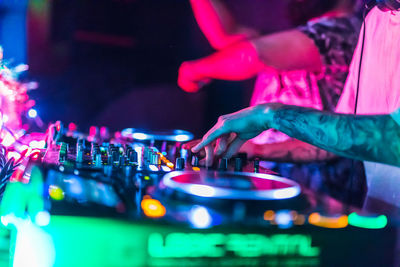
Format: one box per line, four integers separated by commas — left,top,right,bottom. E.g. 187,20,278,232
348,212,388,229
141,199,166,218
28,108,38,118
188,184,216,197
161,166,171,172
293,214,306,225
275,210,293,229
308,213,348,229
189,206,212,228
192,167,201,172
263,210,275,221
49,185,64,201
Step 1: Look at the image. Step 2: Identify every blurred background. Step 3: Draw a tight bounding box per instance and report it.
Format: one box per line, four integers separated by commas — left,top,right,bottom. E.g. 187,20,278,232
3,0,295,137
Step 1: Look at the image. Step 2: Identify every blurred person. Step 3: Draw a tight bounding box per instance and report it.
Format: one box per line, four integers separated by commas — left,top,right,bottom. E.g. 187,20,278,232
180,0,364,200
191,3,400,208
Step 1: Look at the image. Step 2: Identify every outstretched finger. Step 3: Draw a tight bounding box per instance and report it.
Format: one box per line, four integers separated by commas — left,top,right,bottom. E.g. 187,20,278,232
214,134,229,156
192,124,228,153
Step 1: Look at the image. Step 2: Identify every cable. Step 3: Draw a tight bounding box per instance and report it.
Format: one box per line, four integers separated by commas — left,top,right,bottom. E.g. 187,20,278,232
348,4,371,207
354,7,369,114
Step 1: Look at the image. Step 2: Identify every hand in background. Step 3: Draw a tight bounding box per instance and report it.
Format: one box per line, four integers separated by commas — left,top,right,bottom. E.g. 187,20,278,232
178,61,211,93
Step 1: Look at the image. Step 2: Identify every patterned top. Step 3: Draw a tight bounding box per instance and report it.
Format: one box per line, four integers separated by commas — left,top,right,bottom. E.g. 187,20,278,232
299,15,362,111
250,14,362,144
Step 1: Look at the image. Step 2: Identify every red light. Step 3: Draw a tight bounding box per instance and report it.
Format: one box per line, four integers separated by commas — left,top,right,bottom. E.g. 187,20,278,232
68,122,77,131
89,126,98,136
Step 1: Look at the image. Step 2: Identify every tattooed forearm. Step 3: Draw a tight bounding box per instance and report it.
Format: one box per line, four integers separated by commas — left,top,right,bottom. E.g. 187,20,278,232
268,105,400,166
247,139,337,162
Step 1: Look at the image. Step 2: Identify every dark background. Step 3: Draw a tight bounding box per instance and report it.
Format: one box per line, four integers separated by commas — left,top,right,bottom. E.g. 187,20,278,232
24,0,293,137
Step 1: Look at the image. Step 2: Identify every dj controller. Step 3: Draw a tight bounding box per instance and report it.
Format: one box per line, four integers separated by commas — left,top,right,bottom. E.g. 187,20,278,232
7,122,399,266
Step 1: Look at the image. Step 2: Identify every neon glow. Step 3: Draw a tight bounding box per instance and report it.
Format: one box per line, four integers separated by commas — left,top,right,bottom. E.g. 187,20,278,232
148,233,320,258
348,213,387,229
263,210,275,221
275,210,293,229
7,151,21,161
175,134,191,142
188,184,216,197
141,199,166,218
308,213,348,229
188,206,212,229
29,140,46,149
161,166,171,172
28,108,38,118
149,165,159,172
166,162,174,168
48,185,64,201
1,132,15,146
272,187,300,199
34,211,51,227
11,217,55,267
134,146,143,167
132,133,149,140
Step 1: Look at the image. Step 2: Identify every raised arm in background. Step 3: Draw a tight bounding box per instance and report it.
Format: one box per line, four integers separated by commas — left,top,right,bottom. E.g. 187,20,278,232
189,0,258,50
178,32,322,92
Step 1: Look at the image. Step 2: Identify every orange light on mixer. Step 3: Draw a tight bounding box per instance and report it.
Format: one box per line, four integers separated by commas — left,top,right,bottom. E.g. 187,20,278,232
166,162,174,168
263,210,275,221
294,214,306,225
141,198,166,218
308,212,348,229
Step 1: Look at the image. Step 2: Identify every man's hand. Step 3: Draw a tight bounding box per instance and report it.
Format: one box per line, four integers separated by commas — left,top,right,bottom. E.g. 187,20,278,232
192,104,276,166
178,61,211,93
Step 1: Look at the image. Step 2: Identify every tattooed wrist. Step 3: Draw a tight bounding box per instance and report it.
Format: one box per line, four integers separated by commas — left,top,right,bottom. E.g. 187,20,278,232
267,105,400,166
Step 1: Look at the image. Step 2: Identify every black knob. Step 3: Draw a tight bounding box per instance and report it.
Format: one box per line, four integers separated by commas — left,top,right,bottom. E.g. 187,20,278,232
119,156,126,166
59,142,68,162
129,150,138,163
112,151,119,162
191,156,199,167
175,157,185,170
254,158,260,173
218,158,228,171
234,158,243,172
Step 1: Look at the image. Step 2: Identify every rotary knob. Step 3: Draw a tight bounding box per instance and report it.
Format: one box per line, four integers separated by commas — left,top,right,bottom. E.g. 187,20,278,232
218,158,228,171
254,158,260,173
191,156,199,167
175,157,185,170
234,158,243,172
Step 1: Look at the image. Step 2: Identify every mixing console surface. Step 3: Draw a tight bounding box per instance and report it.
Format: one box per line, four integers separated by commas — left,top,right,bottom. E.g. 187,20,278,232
7,122,397,266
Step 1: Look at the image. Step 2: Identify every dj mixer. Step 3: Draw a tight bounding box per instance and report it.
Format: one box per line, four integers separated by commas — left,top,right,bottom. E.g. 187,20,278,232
4,122,398,267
